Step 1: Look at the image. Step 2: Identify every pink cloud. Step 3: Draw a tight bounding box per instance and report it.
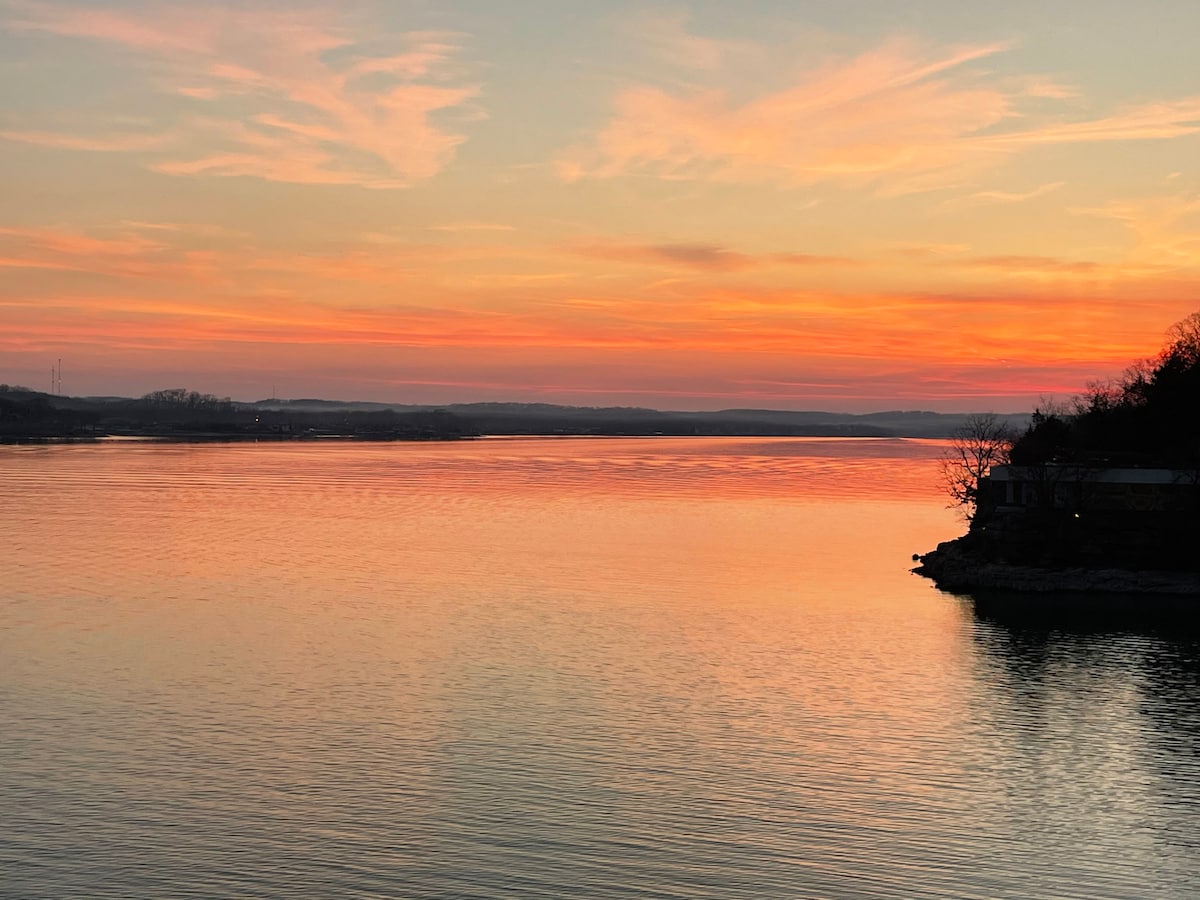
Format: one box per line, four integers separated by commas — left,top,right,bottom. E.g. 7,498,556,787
987,99,1200,146
561,31,1200,192
559,38,1017,188
1071,192,1200,269
0,128,172,152
0,225,230,283
1,3,481,188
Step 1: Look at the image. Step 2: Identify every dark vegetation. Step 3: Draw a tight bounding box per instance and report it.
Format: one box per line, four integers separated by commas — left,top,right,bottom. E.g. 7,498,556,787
940,412,1016,521
1009,312,1200,469
0,386,1027,442
0,386,473,441
928,312,1200,582
426,404,914,437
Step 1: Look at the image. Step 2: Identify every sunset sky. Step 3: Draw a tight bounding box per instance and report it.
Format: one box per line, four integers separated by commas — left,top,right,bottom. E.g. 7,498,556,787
2,1,1199,410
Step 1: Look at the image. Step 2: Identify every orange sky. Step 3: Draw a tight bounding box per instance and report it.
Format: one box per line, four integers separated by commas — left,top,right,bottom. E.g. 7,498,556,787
2,2,1199,410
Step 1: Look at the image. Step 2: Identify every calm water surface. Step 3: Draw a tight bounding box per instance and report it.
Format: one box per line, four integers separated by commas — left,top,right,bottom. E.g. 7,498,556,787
2,437,1199,898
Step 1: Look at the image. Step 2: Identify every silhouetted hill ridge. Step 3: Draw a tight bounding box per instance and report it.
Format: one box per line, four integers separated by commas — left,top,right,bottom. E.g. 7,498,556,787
1,387,1029,440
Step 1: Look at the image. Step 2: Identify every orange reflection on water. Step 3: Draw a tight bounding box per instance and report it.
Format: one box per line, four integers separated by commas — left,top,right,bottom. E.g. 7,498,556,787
3,437,1186,897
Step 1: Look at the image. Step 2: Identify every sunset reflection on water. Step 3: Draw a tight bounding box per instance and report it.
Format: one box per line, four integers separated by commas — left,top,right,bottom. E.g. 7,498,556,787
3,438,1198,898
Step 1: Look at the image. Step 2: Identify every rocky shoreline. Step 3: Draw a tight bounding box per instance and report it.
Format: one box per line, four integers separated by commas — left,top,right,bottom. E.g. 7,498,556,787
914,536,1200,596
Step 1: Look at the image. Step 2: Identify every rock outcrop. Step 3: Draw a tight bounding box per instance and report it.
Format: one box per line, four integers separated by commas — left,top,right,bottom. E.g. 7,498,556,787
915,535,1200,596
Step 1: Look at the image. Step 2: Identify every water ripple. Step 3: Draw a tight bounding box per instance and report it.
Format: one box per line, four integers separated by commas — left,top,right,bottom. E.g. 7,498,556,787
2,439,1198,898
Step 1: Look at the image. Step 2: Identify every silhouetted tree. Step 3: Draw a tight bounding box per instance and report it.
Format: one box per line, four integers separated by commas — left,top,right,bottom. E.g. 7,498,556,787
941,412,1015,520
1010,310,1200,468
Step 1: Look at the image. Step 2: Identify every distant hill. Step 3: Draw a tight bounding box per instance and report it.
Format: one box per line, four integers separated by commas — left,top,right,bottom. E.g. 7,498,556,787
1,386,1029,440
250,399,1028,438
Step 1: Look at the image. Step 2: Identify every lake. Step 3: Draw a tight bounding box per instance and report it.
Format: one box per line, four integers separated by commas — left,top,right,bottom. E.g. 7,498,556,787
2,437,1198,898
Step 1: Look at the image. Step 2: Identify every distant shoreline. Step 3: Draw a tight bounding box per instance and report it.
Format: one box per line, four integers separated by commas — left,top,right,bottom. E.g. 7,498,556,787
0,431,477,445
1,387,1031,443
1,430,934,445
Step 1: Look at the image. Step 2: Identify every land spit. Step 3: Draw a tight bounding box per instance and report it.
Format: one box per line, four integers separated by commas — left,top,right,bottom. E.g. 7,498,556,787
915,535,1200,596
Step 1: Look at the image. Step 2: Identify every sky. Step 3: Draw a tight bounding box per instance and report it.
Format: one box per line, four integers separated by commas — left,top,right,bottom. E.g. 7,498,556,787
2,0,1199,411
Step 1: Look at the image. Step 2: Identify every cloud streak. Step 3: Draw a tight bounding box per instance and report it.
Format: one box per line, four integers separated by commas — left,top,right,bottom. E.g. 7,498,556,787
570,240,854,272
940,181,1064,211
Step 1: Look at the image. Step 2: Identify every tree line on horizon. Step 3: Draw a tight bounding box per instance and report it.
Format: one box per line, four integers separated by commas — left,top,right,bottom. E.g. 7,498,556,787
0,387,473,440
1,384,1025,440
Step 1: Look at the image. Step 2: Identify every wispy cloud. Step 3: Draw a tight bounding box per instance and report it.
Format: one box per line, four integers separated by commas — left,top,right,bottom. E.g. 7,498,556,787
0,225,225,282
940,180,1064,211
887,242,972,259
560,28,1200,193
1072,193,1200,268
0,128,173,152
984,99,1200,146
428,221,517,233
1,3,481,188
118,220,247,238
570,240,854,272
961,254,1104,275
559,37,1018,189
626,10,753,71
1020,76,1079,100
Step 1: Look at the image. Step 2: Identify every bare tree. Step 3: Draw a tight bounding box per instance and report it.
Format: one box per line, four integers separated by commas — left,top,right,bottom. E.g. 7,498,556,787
1165,311,1200,363
941,412,1015,521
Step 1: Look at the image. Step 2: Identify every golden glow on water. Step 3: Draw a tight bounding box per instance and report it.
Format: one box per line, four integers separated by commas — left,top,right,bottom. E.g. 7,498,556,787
3,438,1199,898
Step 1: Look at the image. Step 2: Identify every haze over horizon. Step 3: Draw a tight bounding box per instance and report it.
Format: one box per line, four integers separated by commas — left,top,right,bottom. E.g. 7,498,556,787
3,1,1199,412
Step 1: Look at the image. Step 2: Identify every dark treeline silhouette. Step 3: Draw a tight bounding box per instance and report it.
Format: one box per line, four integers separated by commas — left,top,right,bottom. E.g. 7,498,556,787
921,311,1200,586
0,386,1031,442
141,388,235,413
440,403,891,437
1010,311,1200,469
0,386,473,441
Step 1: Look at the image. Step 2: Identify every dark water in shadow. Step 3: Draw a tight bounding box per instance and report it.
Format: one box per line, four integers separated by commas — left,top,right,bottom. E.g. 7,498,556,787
2,438,1198,898
970,590,1200,630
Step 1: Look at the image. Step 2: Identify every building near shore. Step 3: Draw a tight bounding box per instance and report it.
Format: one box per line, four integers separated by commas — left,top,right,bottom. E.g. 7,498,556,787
973,464,1199,571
